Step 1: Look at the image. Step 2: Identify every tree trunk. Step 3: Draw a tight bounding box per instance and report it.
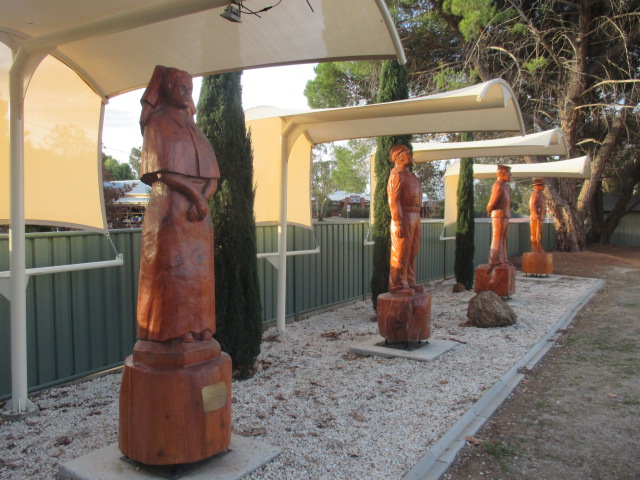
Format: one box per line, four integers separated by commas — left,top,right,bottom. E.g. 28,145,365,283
545,178,586,251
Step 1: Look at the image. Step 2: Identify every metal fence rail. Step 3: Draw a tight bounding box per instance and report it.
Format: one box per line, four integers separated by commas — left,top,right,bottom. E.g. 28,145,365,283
1,220,555,399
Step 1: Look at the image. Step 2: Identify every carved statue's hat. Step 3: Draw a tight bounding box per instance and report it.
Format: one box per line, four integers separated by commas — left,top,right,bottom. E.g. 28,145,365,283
389,144,411,163
533,178,545,186
497,164,511,171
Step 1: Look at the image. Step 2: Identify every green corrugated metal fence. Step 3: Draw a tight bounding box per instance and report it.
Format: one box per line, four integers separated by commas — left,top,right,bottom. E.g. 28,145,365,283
1,219,555,399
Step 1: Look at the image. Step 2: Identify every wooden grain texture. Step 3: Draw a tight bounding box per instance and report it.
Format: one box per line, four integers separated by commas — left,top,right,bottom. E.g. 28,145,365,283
377,291,431,343
474,263,517,297
522,251,554,274
119,340,232,465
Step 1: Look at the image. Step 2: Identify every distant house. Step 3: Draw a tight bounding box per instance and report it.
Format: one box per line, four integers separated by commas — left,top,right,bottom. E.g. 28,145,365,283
325,190,436,218
327,191,370,217
104,180,150,227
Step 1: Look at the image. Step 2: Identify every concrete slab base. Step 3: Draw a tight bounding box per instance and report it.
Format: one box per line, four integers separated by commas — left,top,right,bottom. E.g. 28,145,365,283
58,434,281,480
349,336,457,362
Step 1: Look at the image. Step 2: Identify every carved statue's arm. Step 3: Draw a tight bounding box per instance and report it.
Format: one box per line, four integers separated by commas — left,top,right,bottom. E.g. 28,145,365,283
529,192,537,216
158,172,208,221
486,182,501,214
387,170,404,237
529,192,545,217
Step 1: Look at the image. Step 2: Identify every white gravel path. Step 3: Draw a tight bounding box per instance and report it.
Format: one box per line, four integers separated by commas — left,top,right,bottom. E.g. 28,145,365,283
0,275,599,480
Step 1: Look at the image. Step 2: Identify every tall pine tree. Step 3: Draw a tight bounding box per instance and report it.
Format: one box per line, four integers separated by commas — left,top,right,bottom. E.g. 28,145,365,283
197,72,262,378
370,60,411,310
455,150,475,289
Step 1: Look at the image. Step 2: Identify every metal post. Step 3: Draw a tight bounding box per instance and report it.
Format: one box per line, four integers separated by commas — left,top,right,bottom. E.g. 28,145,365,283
2,49,39,418
276,121,294,334
2,47,52,418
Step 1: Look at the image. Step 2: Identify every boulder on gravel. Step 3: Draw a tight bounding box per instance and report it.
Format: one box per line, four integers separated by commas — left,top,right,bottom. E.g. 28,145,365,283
465,291,517,327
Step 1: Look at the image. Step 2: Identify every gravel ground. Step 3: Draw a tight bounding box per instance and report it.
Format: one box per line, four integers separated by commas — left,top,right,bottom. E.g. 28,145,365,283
0,275,599,480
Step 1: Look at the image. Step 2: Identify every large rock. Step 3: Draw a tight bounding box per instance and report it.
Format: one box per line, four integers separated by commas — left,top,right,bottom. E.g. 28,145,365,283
465,291,517,328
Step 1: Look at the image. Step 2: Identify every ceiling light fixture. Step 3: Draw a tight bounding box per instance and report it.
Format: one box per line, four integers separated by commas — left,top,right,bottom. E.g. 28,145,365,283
221,2,242,23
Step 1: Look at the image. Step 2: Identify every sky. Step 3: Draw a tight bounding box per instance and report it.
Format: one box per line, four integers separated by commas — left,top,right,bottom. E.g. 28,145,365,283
102,63,317,163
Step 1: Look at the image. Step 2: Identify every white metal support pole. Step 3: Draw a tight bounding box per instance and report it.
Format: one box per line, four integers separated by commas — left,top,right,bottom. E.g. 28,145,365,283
2,49,45,418
276,121,294,334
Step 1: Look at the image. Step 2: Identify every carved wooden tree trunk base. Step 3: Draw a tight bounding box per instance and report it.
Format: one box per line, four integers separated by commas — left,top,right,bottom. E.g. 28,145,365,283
376,292,432,343
474,264,516,298
521,252,553,275
119,340,232,466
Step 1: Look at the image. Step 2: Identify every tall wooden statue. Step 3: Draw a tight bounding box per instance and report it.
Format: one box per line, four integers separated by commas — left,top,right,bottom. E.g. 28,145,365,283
522,178,553,275
475,164,516,297
377,145,431,345
119,66,232,466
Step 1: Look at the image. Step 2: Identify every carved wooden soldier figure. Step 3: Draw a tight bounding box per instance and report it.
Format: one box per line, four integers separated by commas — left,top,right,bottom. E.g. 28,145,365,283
387,144,424,295
521,177,553,275
376,145,432,345
486,164,512,266
529,178,546,253
475,164,516,296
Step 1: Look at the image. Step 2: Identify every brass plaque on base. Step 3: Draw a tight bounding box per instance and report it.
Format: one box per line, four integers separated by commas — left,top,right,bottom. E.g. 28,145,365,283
202,382,227,413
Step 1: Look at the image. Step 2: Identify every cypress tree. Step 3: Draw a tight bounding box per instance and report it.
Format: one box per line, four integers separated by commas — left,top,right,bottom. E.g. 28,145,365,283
370,60,411,310
454,132,475,289
196,72,262,378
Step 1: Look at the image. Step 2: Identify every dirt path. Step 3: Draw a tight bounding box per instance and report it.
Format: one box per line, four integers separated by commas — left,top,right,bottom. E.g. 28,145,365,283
442,244,640,480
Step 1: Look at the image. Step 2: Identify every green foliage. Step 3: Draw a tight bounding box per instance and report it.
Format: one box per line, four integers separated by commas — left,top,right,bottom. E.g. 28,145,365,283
474,178,494,217
304,61,379,108
128,146,142,178
330,139,372,193
311,154,337,222
510,22,528,36
433,67,478,91
196,71,262,378
103,154,135,180
443,0,500,41
509,179,536,217
370,60,412,310
340,206,370,219
522,56,549,74
455,156,475,289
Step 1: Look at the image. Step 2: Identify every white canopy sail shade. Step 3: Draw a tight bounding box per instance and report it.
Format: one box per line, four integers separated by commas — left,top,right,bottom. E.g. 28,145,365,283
0,0,405,416
0,0,404,100
412,128,569,164
246,79,525,333
248,79,525,227
1,0,404,231
442,156,591,233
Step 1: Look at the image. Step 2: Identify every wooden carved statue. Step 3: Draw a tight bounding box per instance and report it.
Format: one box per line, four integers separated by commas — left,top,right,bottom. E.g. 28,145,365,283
486,164,512,266
119,66,231,466
387,145,424,295
521,177,553,276
376,144,431,345
529,178,546,253
137,65,220,343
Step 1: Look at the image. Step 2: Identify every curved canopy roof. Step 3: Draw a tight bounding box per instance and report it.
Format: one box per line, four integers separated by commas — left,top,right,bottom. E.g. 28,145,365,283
1,0,405,232
412,128,569,164
0,0,404,100
442,156,591,229
246,79,525,227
